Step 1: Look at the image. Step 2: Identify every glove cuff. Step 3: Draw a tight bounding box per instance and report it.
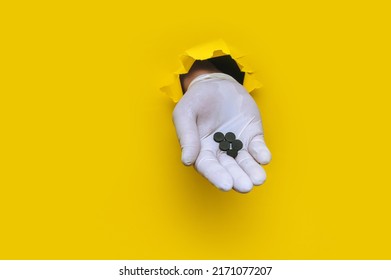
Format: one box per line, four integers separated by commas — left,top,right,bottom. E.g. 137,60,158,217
187,73,237,90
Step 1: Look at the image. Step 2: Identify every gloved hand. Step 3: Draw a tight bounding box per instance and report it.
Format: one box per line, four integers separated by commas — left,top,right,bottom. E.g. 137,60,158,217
173,73,271,193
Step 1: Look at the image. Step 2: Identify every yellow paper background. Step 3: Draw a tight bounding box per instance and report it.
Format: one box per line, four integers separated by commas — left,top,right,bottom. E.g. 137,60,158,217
1,0,391,259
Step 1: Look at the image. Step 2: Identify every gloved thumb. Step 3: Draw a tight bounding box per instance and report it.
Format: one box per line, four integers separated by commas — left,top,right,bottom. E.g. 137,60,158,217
172,108,201,165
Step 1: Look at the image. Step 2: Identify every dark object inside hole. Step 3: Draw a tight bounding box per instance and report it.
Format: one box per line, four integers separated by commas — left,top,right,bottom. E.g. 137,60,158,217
208,55,244,85
180,55,245,93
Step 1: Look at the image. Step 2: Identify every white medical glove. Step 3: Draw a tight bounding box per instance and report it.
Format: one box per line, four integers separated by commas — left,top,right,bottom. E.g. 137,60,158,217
173,73,271,193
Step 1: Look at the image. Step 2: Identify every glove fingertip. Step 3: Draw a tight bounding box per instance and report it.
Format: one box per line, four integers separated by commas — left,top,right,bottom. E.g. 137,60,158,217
249,141,272,165
182,157,194,166
258,150,272,165
181,148,199,166
216,177,234,192
234,176,254,193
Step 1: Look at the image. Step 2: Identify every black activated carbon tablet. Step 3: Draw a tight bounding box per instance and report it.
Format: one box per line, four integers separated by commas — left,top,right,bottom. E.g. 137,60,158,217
225,132,236,142
214,131,243,157
232,139,243,151
227,149,238,158
219,141,230,151
213,132,225,142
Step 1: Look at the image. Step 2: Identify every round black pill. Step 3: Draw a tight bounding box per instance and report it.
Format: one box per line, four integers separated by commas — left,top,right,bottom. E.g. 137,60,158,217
225,132,236,142
219,141,230,151
227,149,238,158
213,132,225,142
232,139,243,151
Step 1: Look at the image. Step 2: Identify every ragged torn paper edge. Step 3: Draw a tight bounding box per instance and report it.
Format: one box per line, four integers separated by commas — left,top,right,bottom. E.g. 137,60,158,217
160,39,262,103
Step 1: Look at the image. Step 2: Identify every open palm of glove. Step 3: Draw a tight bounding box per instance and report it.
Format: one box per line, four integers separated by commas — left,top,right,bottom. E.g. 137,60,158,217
173,73,271,193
